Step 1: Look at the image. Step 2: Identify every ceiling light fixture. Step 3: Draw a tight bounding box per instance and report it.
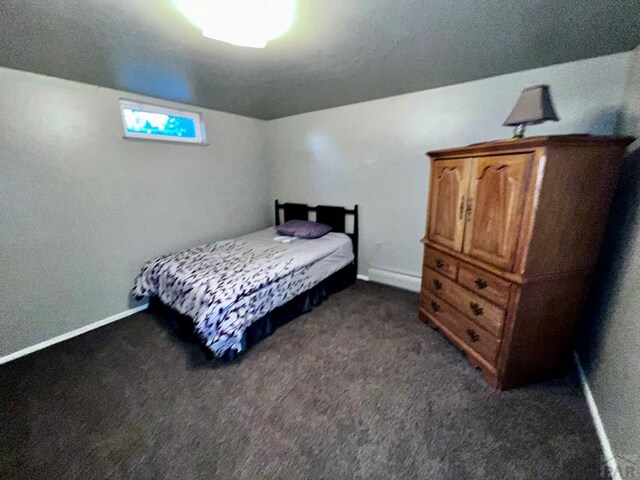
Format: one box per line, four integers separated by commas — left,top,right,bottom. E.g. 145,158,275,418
172,0,297,48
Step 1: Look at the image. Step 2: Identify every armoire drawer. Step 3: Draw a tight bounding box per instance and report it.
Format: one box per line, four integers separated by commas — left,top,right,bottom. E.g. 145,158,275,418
423,268,506,338
420,290,501,365
457,262,511,308
423,247,458,280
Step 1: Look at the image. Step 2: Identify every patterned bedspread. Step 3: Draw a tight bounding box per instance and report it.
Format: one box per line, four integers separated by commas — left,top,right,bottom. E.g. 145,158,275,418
133,228,353,357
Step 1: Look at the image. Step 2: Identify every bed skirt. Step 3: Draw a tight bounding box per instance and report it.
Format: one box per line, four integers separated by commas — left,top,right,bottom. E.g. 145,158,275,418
149,262,357,362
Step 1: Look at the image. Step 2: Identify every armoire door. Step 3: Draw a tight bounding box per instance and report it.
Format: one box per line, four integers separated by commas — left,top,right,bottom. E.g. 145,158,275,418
427,159,470,251
463,154,532,270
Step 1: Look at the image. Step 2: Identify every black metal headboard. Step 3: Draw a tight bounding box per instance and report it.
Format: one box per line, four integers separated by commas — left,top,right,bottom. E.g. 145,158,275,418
274,199,359,269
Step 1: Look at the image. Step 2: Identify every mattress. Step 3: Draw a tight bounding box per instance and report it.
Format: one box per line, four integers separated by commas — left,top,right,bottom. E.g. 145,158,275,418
133,227,354,357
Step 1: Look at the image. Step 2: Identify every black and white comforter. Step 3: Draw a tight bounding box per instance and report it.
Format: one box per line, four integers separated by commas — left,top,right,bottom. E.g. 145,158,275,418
133,228,353,357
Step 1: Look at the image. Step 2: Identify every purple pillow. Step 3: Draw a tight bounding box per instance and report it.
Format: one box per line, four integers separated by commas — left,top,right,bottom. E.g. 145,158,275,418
276,220,332,239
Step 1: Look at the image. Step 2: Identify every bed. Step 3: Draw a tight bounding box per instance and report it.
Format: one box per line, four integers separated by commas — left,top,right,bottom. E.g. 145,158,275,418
133,200,358,360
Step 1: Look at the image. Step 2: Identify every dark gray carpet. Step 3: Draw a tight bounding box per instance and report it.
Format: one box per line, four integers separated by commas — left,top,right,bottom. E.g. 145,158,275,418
1,282,603,479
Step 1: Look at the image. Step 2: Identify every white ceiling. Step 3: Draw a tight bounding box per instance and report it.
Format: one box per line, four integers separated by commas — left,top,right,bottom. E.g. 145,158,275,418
1,0,639,119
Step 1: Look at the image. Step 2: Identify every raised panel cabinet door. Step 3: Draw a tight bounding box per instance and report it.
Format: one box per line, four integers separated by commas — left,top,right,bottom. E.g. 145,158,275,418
463,154,532,270
427,159,471,252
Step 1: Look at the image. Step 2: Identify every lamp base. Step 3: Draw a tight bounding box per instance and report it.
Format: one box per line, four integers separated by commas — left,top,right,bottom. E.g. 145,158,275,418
512,124,526,138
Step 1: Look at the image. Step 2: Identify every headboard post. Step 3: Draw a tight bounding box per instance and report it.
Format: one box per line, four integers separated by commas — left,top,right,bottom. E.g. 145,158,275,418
353,204,359,268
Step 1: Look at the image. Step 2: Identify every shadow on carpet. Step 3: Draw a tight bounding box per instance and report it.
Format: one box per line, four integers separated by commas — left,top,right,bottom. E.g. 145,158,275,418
0,282,603,480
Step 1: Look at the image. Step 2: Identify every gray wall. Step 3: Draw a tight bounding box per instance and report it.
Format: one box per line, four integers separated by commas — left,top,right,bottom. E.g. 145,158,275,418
265,52,631,283
0,51,636,366
579,45,640,461
0,67,271,358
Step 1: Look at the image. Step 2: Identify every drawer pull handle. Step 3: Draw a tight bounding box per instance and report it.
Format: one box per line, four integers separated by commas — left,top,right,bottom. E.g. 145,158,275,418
474,278,488,289
435,259,444,268
469,302,483,316
466,328,480,343
430,301,440,313
433,279,442,290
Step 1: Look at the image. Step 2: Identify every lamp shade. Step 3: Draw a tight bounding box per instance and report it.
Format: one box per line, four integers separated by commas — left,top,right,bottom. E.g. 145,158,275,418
503,85,559,126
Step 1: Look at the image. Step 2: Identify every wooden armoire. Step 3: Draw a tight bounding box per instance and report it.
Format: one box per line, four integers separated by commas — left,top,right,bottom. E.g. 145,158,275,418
419,135,633,389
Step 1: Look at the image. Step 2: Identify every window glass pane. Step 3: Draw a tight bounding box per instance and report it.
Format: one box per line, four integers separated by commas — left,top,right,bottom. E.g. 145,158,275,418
122,108,197,139
119,100,205,144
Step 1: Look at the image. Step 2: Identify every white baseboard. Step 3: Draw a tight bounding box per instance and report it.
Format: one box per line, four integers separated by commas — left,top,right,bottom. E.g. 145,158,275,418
0,303,149,365
366,268,421,292
574,351,621,480
356,274,370,281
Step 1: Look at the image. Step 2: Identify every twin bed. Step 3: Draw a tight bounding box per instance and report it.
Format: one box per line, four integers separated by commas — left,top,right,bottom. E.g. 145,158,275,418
133,201,358,359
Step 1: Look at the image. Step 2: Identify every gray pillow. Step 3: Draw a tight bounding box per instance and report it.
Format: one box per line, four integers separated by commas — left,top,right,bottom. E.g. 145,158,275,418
276,220,332,239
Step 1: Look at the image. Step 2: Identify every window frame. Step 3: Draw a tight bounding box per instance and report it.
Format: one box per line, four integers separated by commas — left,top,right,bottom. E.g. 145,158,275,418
119,99,207,145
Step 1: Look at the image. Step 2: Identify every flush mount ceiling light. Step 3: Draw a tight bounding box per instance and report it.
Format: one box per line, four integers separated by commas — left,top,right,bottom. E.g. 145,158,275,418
172,0,296,48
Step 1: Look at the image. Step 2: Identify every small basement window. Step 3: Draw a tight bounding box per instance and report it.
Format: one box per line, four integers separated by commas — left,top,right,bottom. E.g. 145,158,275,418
119,99,206,144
